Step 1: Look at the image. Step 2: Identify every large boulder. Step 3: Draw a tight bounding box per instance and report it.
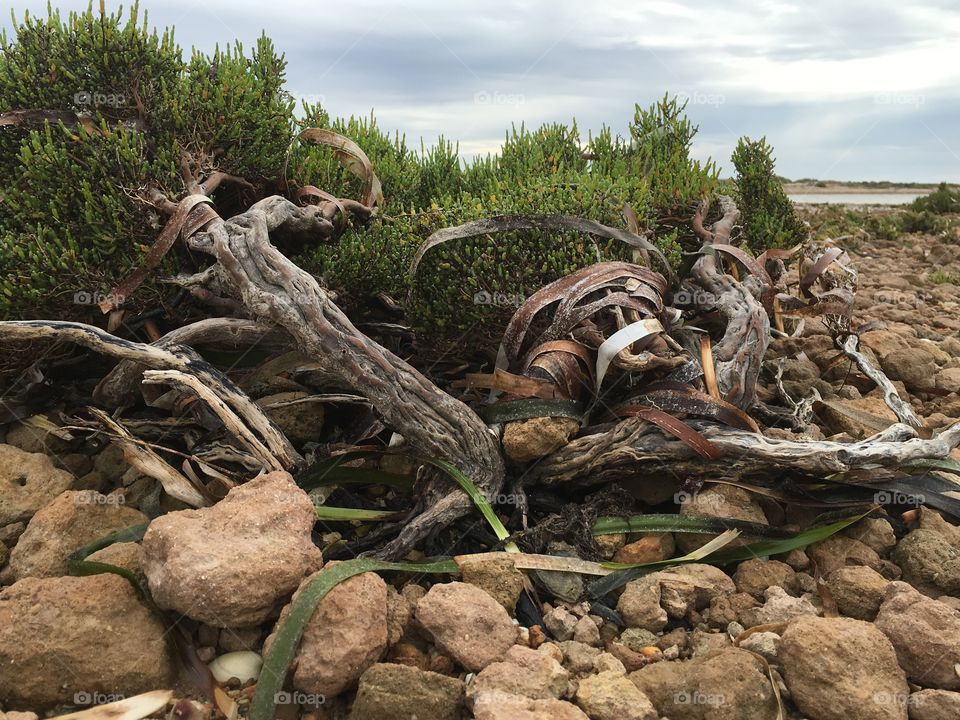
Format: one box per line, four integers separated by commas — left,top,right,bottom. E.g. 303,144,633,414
140,471,322,627
8,490,147,580
0,574,174,708
779,615,909,720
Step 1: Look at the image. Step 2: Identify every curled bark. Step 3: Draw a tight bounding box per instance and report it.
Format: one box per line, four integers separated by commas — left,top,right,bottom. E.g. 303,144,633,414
690,196,770,408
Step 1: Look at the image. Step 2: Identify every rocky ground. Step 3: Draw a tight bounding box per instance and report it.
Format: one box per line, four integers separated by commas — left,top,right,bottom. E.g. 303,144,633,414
1,226,960,720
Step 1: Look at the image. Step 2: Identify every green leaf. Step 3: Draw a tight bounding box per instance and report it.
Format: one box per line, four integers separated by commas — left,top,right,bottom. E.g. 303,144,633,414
592,513,792,539
250,557,460,720
313,506,400,522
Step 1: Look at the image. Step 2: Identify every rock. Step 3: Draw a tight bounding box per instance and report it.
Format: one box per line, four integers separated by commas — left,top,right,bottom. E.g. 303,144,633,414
416,581,518,671
630,647,777,719
623,476,677,506
678,485,769,553
917,507,960,551
543,605,578,641
658,563,736,616
218,626,261,653
594,533,626,559
503,416,579,462
266,570,387,699
8,490,147,580
706,591,758,629
141,471,323,627
256,391,325,446
689,628,732,658
808,535,882,576
385,586,412,646
572,615,600,646
86,541,145,586
740,586,819,628
0,574,174,708
908,689,960,720
3,424,69,455
351,663,464,720
818,396,900,437
733,559,799,599
593,652,626,674
616,574,667,632
466,645,569,702
738,631,781,662
208,650,262,684
575,670,658,720
559,640,601,675
875,582,960,690
844,516,898,555
882,347,937,391
533,541,584,602
0,712,39,720
826,566,889,620
618,628,659,653
935,368,960,394
0,445,74,526
612,533,675,564
780,615,909,720
458,554,525,614
892,529,960,597
471,693,589,720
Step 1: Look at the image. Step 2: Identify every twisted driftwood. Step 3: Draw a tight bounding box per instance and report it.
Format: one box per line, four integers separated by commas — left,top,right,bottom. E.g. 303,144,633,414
182,196,505,558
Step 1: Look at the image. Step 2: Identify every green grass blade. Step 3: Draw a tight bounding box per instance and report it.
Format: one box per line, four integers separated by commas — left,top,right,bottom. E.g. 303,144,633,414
593,514,792,538
250,557,460,720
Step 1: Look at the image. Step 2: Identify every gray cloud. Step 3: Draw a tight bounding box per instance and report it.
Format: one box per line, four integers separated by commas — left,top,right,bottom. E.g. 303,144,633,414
4,0,958,181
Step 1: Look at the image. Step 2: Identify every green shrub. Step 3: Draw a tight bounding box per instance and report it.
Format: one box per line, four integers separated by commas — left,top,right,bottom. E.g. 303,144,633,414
912,182,960,214
732,136,806,251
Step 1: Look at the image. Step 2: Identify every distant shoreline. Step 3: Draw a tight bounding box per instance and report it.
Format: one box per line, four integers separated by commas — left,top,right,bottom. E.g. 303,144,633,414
781,182,937,195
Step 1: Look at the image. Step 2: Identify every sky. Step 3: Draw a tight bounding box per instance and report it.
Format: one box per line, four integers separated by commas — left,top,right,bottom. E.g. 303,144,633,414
4,0,960,182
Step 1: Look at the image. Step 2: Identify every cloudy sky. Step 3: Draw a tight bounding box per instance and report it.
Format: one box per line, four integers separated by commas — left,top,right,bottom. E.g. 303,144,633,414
5,0,960,181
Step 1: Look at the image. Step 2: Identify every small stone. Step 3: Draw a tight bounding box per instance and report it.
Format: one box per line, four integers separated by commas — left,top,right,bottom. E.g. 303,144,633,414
351,663,464,720
266,570,388,700
559,640,601,675
575,670,658,720
386,642,429,670
592,652,626,674
471,692,589,720
85,541,145,586
875,581,960,690
0,444,74,526
466,645,570,702
917,507,960,550
908,689,960,720
780,615,909,720
416,581,518,672
825,566,889,620
503,417,579,462
141,471,323,627
618,628,658,653
843,517,898,555
218,626,261,653
808,535,882,576
882,347,937,391
0,574,175,707
543,605,578,642
572,615,600,646
612,533,675,564
8,490,148,580
594,533,626,559
616,574,667,632
689,628,732,658
458,554,525,615
740,586,819,628
677,485,769,552
734,558,799,599
706,591,759,629
386,585,412,646
782,548,811,571
659,563,737,616
533,541,584,602
738,631,781,662
630,647,777,719
893,529,960,597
